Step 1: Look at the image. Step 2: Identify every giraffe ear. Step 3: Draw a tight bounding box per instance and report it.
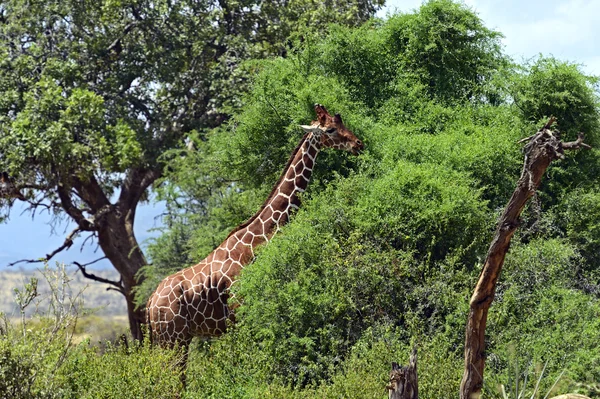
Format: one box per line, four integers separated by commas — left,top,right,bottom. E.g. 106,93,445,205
314,104,330,125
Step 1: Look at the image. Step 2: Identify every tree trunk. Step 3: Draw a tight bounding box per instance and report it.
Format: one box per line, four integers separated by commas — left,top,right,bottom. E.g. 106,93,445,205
387,346,418,399
65,168,160,341
97,212,148,341
460,120,589,399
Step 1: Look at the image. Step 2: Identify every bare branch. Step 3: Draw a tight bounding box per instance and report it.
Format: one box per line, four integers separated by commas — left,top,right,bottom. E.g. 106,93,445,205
517,134,535,144
562,132,592,150
387,346,418,399
543,116,556,130
7,227,81,267
19,183,53,191
44,228,80,260
80,233,97,252
106,21,138,55
117,167,161,216
73,261,125,295
21,198,62,217
460,122,590,399
74,256,107,268
56,183,95,231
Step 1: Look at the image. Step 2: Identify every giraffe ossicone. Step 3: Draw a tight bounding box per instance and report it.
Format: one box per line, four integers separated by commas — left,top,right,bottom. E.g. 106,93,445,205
147,104,364,348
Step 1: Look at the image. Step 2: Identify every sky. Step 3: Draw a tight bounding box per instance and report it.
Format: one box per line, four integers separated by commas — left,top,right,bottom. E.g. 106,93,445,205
1,0,599,272
380,0,600,75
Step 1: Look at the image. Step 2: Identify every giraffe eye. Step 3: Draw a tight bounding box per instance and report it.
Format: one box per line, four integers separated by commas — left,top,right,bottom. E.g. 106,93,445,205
326,128,336,134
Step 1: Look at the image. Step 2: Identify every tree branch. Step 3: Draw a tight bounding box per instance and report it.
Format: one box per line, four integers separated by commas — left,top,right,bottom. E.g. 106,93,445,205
460,118,590,399
71,174,111,211
7,227,81,267
19,183,53,191
80,232,98,252
106,21,138,55
117,167,162,217
73,260,125,295
562,132,592,151
56,183,95,231
387,346,418,399
22,198,62,216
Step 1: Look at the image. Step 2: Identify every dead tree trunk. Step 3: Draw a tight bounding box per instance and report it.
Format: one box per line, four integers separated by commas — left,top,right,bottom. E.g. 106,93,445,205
387,346,418,399
460,119,590,399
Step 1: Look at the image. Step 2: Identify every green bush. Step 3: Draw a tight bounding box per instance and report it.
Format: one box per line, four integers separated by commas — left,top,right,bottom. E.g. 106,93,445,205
487,287,600,397
560,188,600,278
0,264,183,399
135,1,600,397
0,319,183,399
316,0,506,107
229,158,488,385
483,239,600,396
511,56,599,142
61,340,183,399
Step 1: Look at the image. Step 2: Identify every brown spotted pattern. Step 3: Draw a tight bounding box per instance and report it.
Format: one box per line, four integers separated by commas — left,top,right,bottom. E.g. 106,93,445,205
147,104,363,348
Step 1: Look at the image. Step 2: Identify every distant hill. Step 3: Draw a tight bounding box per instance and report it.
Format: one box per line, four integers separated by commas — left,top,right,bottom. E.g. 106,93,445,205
0,266,127,317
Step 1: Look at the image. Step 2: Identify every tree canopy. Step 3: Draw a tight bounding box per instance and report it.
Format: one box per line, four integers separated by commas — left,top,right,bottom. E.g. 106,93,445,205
142,0,600,396
0,0,384,339
2,0,600,397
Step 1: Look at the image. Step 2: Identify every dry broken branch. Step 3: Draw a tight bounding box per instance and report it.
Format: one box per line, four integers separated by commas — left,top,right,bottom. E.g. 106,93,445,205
73,260,125,295
387,346,418,399
460,119,589,399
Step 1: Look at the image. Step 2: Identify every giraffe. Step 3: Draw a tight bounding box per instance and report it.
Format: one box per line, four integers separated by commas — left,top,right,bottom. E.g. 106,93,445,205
0,172,25,201
147,104,363,351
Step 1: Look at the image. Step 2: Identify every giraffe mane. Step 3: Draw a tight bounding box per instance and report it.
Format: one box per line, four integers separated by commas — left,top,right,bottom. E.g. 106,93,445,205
226,132,311,239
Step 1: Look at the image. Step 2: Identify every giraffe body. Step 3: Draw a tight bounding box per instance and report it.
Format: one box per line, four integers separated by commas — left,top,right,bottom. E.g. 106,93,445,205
147,104,363,346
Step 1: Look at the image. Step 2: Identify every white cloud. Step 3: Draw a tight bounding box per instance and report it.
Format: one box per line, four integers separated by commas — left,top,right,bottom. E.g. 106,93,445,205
381,0,600,75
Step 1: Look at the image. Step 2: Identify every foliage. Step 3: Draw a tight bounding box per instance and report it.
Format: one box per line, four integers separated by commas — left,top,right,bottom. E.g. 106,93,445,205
141,58,370,301
141,1,600,396
0,320,183,399
5,0,600,397
0,0,384,337
559,188,600,281
227,158,488,384
315,0,507,111
0,0,385,193
487,287,600,397
60,340,183,399
0,321,70,399
0,265,182,399
484,239,600,396
511,56,600,142
509,57,600,215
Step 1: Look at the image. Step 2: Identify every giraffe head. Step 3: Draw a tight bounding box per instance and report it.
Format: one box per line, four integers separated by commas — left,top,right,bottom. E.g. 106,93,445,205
0,172,25,201
300,104,364,155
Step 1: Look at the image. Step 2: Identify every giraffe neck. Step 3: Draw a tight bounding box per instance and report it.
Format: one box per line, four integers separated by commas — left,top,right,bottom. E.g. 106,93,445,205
231,132,321,249
147,132,325,343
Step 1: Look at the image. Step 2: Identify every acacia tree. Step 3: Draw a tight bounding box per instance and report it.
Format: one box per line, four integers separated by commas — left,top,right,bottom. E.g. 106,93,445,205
0,0,383,339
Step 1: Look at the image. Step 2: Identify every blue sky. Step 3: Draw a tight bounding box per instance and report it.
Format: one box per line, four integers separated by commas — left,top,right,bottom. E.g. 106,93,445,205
0,199,164,270
1,0,599,271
